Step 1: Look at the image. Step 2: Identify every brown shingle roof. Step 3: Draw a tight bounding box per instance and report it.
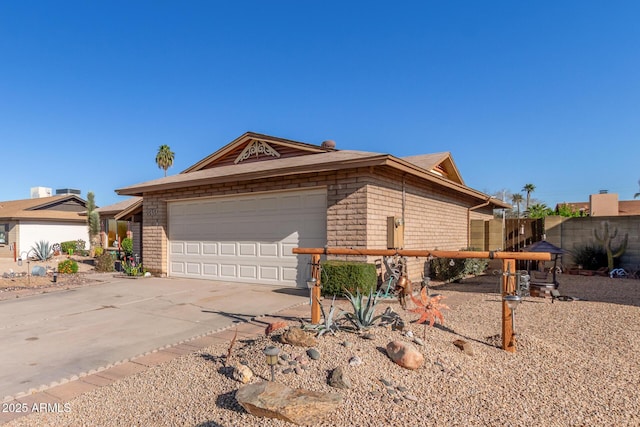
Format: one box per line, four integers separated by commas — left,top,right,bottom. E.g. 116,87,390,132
117,149,510,209
0,195,87,222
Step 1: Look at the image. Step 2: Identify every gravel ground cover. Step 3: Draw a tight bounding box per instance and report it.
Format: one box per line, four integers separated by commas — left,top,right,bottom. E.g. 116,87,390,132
4,273,640,427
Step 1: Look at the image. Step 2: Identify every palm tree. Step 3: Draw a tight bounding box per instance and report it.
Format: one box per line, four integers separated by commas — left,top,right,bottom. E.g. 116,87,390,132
527,203,552,219
522,183,536,210
511,193,524,218
155,145,175,177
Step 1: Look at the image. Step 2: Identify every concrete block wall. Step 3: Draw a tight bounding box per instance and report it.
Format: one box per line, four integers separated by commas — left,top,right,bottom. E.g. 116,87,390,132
545,216,640,269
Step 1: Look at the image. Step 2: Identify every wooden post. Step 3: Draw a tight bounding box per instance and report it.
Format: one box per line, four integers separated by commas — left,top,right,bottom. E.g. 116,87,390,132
502,258,517,352
311,254,321,324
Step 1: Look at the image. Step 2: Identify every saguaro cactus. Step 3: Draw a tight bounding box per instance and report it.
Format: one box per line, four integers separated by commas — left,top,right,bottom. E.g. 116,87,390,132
594,222,628,270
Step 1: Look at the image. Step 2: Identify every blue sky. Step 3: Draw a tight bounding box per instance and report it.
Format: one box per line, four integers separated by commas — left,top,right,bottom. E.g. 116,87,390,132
1,1,639,208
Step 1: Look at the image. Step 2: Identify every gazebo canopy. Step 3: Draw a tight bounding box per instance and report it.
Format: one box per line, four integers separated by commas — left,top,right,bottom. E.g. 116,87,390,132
523,240,565,255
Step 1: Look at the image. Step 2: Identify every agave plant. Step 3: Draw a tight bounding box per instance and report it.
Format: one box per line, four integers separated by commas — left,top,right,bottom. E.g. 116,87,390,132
303,295,341,336
31,240,53,261
342,289,381,331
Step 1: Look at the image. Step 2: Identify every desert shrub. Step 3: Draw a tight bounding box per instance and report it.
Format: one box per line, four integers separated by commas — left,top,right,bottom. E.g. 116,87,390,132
94,246,104,257
463,257,488,276
121,237,133,256
61,241,76,254
429,257,466,282
429,249,488,282
321,260,377,296
571,244,608,270
95,252,115,272
57,259,79,274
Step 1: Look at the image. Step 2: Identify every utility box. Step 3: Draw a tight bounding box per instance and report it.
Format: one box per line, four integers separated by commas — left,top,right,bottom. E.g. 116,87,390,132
387,216,404,249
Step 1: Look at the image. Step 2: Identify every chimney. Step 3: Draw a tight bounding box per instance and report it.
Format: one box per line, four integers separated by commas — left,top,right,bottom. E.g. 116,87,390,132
320,140,336,150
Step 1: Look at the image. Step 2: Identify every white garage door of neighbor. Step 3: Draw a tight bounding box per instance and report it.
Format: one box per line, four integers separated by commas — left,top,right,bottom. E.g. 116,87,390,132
168,189,327,286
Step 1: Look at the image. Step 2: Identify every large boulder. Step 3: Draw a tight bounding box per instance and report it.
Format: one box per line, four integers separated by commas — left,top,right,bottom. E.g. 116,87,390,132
236,381,342,426
386,340,424,370
280,327,318,347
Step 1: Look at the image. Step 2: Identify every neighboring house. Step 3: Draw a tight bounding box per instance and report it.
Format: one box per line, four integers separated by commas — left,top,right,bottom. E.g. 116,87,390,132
116,132,509,287
0,195,89,260
556,192,640,217
95,197,143,255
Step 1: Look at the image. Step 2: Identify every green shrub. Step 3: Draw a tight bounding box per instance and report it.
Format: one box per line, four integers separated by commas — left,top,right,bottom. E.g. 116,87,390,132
95,252,115,272
321,260,377,296
94,247,104,257
571,244,608,270
121,237,133,256
61,241,76,254
429,249,488,282
57,259,78,274
429,257,466,282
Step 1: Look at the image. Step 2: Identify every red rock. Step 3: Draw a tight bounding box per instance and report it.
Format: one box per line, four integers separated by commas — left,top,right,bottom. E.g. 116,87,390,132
265,321,288,336
386,340,424,370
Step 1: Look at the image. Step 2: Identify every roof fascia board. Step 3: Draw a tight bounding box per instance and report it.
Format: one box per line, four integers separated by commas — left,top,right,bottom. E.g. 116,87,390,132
118,155,390,196
385,157,509,208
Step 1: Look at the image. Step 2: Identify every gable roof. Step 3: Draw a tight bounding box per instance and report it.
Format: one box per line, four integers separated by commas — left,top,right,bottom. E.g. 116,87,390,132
0,195,88,222
96,197,142,218
117,132,509,209
182,131,331,172
401,152,464,185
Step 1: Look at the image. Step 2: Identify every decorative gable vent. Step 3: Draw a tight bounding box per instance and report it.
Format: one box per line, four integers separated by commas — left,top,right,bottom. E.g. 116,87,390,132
234,140,281,164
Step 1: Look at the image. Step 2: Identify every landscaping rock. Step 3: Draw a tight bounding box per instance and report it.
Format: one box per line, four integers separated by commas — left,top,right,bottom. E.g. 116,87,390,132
265,321,288,336
280,327,318,347
348,356,362,366
306,348,320,360
31,266,46,277
329,366,352,389
236,381,342,425
231,362,254,384
386,341,424,370
453,339,474,356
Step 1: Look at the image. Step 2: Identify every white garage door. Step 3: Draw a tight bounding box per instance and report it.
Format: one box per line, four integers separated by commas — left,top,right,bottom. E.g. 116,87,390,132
168,188,327,286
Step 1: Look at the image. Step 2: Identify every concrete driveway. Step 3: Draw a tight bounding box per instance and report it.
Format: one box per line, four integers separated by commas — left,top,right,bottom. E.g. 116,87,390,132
0,276,307,400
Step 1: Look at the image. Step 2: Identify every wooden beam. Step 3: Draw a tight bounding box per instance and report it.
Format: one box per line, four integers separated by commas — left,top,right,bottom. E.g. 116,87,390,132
292,247,551,261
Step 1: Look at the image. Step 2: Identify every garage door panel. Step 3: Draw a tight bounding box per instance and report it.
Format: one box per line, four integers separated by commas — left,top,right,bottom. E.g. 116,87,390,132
169,189,326,286
203,263,218,276
171,262,185,274
239,243,257,256
259,266,279,280
259,243,278,257
282,267,298,281
220,243,237,256
186,243,201,255
239,265,258,279
203,243,217,255
186,263,201,274
170,243,185,255
220,264,237,277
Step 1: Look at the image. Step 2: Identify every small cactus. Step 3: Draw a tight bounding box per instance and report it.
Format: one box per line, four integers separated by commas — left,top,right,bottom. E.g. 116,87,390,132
594,222,628,271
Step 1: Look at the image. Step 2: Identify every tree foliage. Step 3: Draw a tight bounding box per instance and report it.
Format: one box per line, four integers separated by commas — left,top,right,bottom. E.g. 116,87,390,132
522,183,536,210
155,144,175,177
